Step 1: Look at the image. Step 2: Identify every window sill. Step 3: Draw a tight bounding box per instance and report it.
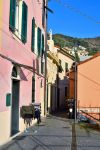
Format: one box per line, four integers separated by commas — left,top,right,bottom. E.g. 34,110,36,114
9,29,23,44
12,32,22,43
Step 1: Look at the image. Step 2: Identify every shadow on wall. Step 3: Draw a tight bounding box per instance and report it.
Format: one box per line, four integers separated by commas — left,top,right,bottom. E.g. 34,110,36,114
47,75,70,114
20,68,28,81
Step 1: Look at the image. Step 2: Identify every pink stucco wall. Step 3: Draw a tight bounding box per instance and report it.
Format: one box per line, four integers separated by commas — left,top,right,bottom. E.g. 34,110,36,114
77,54,100,108
0,0,45,112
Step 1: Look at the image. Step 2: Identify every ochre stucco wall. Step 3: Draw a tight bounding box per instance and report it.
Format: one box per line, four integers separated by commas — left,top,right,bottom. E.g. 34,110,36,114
77,56,100,108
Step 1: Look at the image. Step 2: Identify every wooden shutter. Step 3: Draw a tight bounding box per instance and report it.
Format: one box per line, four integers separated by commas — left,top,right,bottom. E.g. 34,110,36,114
31,18,35,51
36,58,39,74
37,27,41,56
21,2,28,43
9,0,16,31
42,34,44,52
41,61,44,74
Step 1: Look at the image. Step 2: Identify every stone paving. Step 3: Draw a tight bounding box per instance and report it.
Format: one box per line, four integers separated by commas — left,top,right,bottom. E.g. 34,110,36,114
0,113,100,150
76,123,100,150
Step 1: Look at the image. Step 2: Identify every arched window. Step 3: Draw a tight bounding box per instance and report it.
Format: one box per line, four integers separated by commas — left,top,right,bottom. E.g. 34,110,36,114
12,66,18,78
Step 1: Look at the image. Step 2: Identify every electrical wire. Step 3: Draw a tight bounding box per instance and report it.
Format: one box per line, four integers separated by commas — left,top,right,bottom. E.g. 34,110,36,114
79,72,100,86
0,1,46,110
0,1,46,85
54,0,100,24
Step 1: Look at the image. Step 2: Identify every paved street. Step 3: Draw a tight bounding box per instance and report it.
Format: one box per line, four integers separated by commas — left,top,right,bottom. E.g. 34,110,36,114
0,113,100,150
75,123,100,150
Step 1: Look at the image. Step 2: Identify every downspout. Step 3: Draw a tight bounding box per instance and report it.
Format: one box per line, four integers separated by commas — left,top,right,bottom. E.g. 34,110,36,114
44,0,48,116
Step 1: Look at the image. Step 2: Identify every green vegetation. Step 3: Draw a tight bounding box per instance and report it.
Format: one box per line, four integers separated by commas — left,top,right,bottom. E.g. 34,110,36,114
75,52,80,62
52,34,100,55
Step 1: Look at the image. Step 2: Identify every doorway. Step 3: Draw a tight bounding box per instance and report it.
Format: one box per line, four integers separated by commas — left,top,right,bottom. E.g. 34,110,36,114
11,79,20,136
57,88,60,108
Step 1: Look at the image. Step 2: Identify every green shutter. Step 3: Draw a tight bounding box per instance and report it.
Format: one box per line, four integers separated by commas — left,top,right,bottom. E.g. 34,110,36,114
6,93,11,107
42,34,44,52
37,27,41,56
21,2,28,43
41,61,44,74
31,18,35,51
9,0,16,31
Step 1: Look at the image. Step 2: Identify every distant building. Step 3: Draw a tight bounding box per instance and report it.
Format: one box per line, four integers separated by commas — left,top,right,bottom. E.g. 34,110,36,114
47,32,75,112
57,47,75,110
77,50,89,57
63,46,89,58
77,52,100,120
63,47,75,56
79,55,92,61
47,31,62,113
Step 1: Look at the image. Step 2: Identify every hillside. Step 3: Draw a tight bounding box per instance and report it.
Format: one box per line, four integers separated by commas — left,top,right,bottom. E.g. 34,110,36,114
52,34,100,55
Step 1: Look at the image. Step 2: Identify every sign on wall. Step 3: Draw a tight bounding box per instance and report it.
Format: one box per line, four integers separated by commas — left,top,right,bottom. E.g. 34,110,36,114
6,93,11,107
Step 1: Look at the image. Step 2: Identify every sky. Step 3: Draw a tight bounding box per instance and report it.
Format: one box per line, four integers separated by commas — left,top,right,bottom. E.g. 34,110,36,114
48,0,100,38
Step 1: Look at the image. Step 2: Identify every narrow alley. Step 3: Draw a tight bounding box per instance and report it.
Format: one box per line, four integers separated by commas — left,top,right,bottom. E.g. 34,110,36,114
0,112,100,150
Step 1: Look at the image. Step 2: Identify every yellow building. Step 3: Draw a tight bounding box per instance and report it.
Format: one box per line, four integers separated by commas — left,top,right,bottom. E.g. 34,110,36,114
57,48,75,109
47,31,74,112
47,32,62,113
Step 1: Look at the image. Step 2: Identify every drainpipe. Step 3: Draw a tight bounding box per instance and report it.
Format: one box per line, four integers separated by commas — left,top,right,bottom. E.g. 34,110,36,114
44,0,48,116
74,61,77,122
74,46,78,123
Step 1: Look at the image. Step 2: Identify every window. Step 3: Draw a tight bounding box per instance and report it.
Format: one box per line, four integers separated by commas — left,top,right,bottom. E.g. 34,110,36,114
15,0,22,38
9,0,16,31
12,66,18,77
21,1,28,43
59,59,61,65
31,18,35,52
37,27,42,56
40,79,43,88
41,58,44,74
9,0,28,43
65,62,68,72
32,76,35,103
42,34,44,52
36,58,39,74
65,87,67,97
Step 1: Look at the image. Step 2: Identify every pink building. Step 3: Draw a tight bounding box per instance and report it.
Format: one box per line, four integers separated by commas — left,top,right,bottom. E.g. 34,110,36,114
77,53,100,120
0,0,47,145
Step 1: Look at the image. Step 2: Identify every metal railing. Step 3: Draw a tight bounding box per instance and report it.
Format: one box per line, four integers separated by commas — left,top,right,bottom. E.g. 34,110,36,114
79,109,100,125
